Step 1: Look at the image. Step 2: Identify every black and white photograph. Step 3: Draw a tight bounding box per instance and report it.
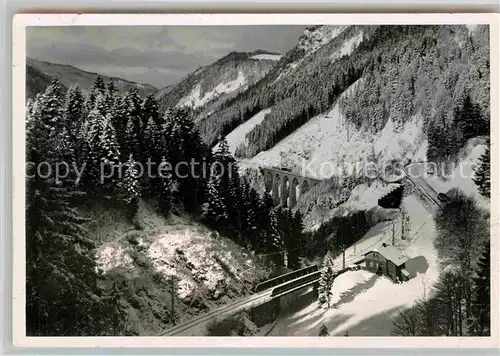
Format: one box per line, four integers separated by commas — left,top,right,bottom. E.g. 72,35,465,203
12,13,497,347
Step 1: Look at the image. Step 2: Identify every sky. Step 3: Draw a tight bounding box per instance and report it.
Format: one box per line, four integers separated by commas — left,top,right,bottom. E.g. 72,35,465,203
26,26,307,88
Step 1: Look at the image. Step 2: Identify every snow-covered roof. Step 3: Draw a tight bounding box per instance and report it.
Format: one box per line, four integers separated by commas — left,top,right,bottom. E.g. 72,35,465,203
365,243,408,266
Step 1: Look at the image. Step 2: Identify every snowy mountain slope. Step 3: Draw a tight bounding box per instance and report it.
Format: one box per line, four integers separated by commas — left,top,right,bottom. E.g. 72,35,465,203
214,109,272,155
26,58,158,98
248,79,425,179
197,25,370,147
177,71,247,109
208,25,488,169
156,50,280,114
329,31,364,63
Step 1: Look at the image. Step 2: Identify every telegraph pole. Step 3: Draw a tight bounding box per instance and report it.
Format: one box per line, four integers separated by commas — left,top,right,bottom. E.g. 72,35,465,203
171,275,176,325
392,220,396,246
342,244,346,269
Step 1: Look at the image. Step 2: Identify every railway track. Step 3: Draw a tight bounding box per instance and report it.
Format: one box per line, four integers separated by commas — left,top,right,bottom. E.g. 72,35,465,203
161,290,272,336
403,164,442,208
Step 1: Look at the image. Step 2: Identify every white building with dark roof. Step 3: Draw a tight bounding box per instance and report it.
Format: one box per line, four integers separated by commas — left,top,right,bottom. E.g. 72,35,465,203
364,243,411,282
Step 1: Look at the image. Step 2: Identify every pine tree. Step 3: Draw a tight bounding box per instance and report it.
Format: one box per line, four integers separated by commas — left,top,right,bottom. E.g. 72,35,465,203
319,324,330,336
158,156,179,216
434,270,467,336
93,75,106,95
122,87,144,158
470,241,490,336
267,207,284,265
239,178,260,248
141,115,163,169
119,154,141,222
125,87,143,127
163,108,209,212
101,281,129,336
105,81,118,110
86,75,106,112
256,192,275,253
473,140,490,198
212,138,241,231
94,92,110,117
204,169,229,229
112,96,129,152
26,85,107,336
84,110,121,191
290,210,305,268
123,115,139,161
142,93,160,127
63,84,86,136
318,251,336,308
454,94,488,142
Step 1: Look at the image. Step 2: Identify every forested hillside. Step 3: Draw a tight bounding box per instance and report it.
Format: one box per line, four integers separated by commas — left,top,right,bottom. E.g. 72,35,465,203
26,58,158,99
25,76,313,336
205,25,489,167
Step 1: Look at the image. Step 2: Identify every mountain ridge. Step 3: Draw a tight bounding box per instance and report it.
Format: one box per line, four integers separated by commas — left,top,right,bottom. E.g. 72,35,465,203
155,50,281,120
26,57,158,99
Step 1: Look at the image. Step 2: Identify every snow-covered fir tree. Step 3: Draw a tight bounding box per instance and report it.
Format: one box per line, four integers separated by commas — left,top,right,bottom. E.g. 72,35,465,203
470,241,490,336
158,156,179,216
268,207,284,265
473,139,490,198
318,250,336,308
142,93,160,127
26,83,107,336
319,324,330,336
124,114,140,162
239,178,260,246
105,81,117,111
119,154,141,221
63,84,86,138
204,168,229,229
84,110,120,190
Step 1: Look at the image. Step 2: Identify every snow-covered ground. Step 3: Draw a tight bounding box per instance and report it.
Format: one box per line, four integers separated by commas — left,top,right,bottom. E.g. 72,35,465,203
251,54,282,61
96,215,264,301
424,139,489,210
178,71,247,109
344,180,401,212
302,179,401,231
249,80,426,180
330,31,364,63
147,223,261,299
96,242,134,273
269,195,439,336
215,109,272,155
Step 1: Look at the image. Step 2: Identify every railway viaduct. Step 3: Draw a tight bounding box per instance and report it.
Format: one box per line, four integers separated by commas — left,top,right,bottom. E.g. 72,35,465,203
260,166,322,208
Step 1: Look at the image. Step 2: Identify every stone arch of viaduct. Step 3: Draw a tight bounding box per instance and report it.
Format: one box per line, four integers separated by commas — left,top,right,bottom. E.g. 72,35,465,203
261,167,320,208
